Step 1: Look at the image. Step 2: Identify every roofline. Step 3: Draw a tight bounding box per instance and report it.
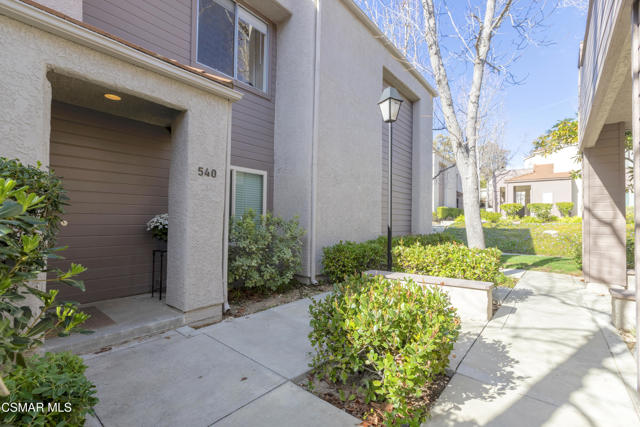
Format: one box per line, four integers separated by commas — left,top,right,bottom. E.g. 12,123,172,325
506,176,572,183
1,0,243,102
340,0,438,98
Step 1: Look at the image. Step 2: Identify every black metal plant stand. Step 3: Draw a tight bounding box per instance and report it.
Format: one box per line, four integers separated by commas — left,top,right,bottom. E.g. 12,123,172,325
151,249,167,300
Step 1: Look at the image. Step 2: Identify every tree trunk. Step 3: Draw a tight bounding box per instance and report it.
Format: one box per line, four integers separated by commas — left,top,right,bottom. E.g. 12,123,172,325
491,173,498,211
457,155,486,249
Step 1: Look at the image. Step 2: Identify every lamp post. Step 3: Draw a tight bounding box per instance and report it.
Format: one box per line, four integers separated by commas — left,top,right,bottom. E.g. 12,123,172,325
378,87,403,271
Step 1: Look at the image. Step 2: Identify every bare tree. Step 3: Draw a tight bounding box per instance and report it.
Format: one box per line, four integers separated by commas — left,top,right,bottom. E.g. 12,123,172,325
479,141,510,210
358,0,550,248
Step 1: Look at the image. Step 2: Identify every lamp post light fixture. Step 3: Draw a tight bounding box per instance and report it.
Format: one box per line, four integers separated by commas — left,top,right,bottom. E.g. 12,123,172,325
378,87,403,271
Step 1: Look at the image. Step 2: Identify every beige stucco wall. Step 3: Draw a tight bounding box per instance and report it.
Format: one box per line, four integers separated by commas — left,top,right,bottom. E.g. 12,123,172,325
313,0,433,271
0,5,238,322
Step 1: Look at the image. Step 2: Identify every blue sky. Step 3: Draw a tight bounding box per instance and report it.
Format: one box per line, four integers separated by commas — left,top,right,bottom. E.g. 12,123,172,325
501,6,587,167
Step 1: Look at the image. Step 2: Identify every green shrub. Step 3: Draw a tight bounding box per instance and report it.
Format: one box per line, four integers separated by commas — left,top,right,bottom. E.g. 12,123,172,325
436,207,463,220
501,203,523,217
1,352,97,426
480,210,501,223
571,236,582,270
558,216,582,224
228,210,305,291
521,216,542,224
627,232,634,270
627,206,634,224
432,211,438,221
556,202,574,217
528,203,553,221
309,275,460,425
453,214,465,224
393,242,503,284
321,233,457,283
0,159,89,388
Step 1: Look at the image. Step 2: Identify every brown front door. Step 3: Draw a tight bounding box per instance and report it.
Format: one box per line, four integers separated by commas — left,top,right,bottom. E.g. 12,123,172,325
48,102,171,303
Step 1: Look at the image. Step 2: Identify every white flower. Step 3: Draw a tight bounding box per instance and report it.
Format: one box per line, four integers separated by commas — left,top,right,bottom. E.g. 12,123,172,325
146,213,168,231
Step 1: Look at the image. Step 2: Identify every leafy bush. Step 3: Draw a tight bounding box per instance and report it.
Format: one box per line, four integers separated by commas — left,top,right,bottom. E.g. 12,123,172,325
556,202,574,217
627,232,634,270
501,203,523,217
432,211,438,220
436,207,462,220
558,216,582,224
627,206,634,225
393,242,503,284
480,210,501,223
0,159,89,390
453,214,465,224
309,275,460,425
528,203,553,221
571,236,582,270
228,210,305,291
521,216,542,224
0,352,97,426
321,233,457,283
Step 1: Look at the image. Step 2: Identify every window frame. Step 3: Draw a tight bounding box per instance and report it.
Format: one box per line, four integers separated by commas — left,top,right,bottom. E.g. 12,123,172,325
195,0,269,94
230,165,268,217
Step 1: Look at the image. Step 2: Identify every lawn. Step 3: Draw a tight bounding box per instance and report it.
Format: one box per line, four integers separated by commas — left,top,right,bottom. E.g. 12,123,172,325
501,254,582,276
444,222,581,257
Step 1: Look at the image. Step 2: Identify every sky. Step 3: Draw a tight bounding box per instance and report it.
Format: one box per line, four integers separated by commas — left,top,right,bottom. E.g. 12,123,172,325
356,1,588,168
500,5,587,167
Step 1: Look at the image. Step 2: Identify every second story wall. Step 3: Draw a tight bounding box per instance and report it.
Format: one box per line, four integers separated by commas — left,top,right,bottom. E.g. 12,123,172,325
82,0,277,210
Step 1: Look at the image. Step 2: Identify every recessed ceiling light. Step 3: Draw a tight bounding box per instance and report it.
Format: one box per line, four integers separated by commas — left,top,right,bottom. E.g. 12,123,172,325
104,93,122,101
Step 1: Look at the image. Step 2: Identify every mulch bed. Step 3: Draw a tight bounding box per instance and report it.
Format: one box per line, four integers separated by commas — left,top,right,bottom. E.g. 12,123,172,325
297,371,450,425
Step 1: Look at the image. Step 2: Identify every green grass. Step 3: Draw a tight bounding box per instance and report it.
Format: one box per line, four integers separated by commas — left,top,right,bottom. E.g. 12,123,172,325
501,254,582,276
444,222,581,257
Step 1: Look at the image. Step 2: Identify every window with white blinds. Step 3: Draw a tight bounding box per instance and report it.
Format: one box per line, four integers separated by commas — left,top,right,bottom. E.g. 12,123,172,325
232,168,266,218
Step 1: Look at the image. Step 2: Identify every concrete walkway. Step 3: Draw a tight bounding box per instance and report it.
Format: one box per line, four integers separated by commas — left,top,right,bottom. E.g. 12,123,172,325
83,296,360,426
82,271,640,426
428,270,640,427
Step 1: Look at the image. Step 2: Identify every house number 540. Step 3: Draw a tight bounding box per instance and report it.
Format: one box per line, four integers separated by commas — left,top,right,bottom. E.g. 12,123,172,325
197,167,216,178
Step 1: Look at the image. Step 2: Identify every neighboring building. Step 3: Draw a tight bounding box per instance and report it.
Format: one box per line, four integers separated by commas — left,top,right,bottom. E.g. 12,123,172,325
496,145,582,217
432,151,462,212
0,0,435,323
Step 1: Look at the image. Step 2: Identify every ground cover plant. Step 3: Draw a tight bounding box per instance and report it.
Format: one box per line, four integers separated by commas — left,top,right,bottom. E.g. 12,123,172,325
308,275,460,426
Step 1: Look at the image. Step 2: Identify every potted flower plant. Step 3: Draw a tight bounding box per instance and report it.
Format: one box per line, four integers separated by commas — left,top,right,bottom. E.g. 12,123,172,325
146,213,168,241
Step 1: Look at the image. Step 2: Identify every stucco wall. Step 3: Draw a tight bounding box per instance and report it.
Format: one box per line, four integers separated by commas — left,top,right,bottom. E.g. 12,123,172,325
313,0,433,271
0,7,237,322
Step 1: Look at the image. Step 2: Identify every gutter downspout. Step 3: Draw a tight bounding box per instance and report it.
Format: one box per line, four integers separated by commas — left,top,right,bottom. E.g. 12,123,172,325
222,101,233,311
309,0,321,284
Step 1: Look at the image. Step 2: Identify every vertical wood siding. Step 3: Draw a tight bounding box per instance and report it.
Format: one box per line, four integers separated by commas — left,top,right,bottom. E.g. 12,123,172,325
381,85,413,235
582,122,626,287
48,102,171,303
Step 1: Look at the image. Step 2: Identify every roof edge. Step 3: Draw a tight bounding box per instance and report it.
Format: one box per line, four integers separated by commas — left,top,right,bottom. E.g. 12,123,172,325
340,0,438,98
1,0,243,102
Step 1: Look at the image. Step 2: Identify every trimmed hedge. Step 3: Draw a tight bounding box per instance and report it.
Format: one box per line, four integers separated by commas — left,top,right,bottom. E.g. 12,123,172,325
481,210,501,223
321,233,457,283
436,206,463,220
556,202,574,217
528,203,553,221
393,242,503,283
309,275,460,424
501,203,523,217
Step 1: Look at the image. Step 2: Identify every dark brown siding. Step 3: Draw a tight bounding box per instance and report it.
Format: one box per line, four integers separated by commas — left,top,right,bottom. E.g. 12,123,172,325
49,102,171,303
381,85,413,235
83,0,192,64
230,19,277,212
83,0,277,211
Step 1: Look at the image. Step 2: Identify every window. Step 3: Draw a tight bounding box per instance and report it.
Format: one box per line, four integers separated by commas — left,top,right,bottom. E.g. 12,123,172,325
197,0,268,92
231,167,267,218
